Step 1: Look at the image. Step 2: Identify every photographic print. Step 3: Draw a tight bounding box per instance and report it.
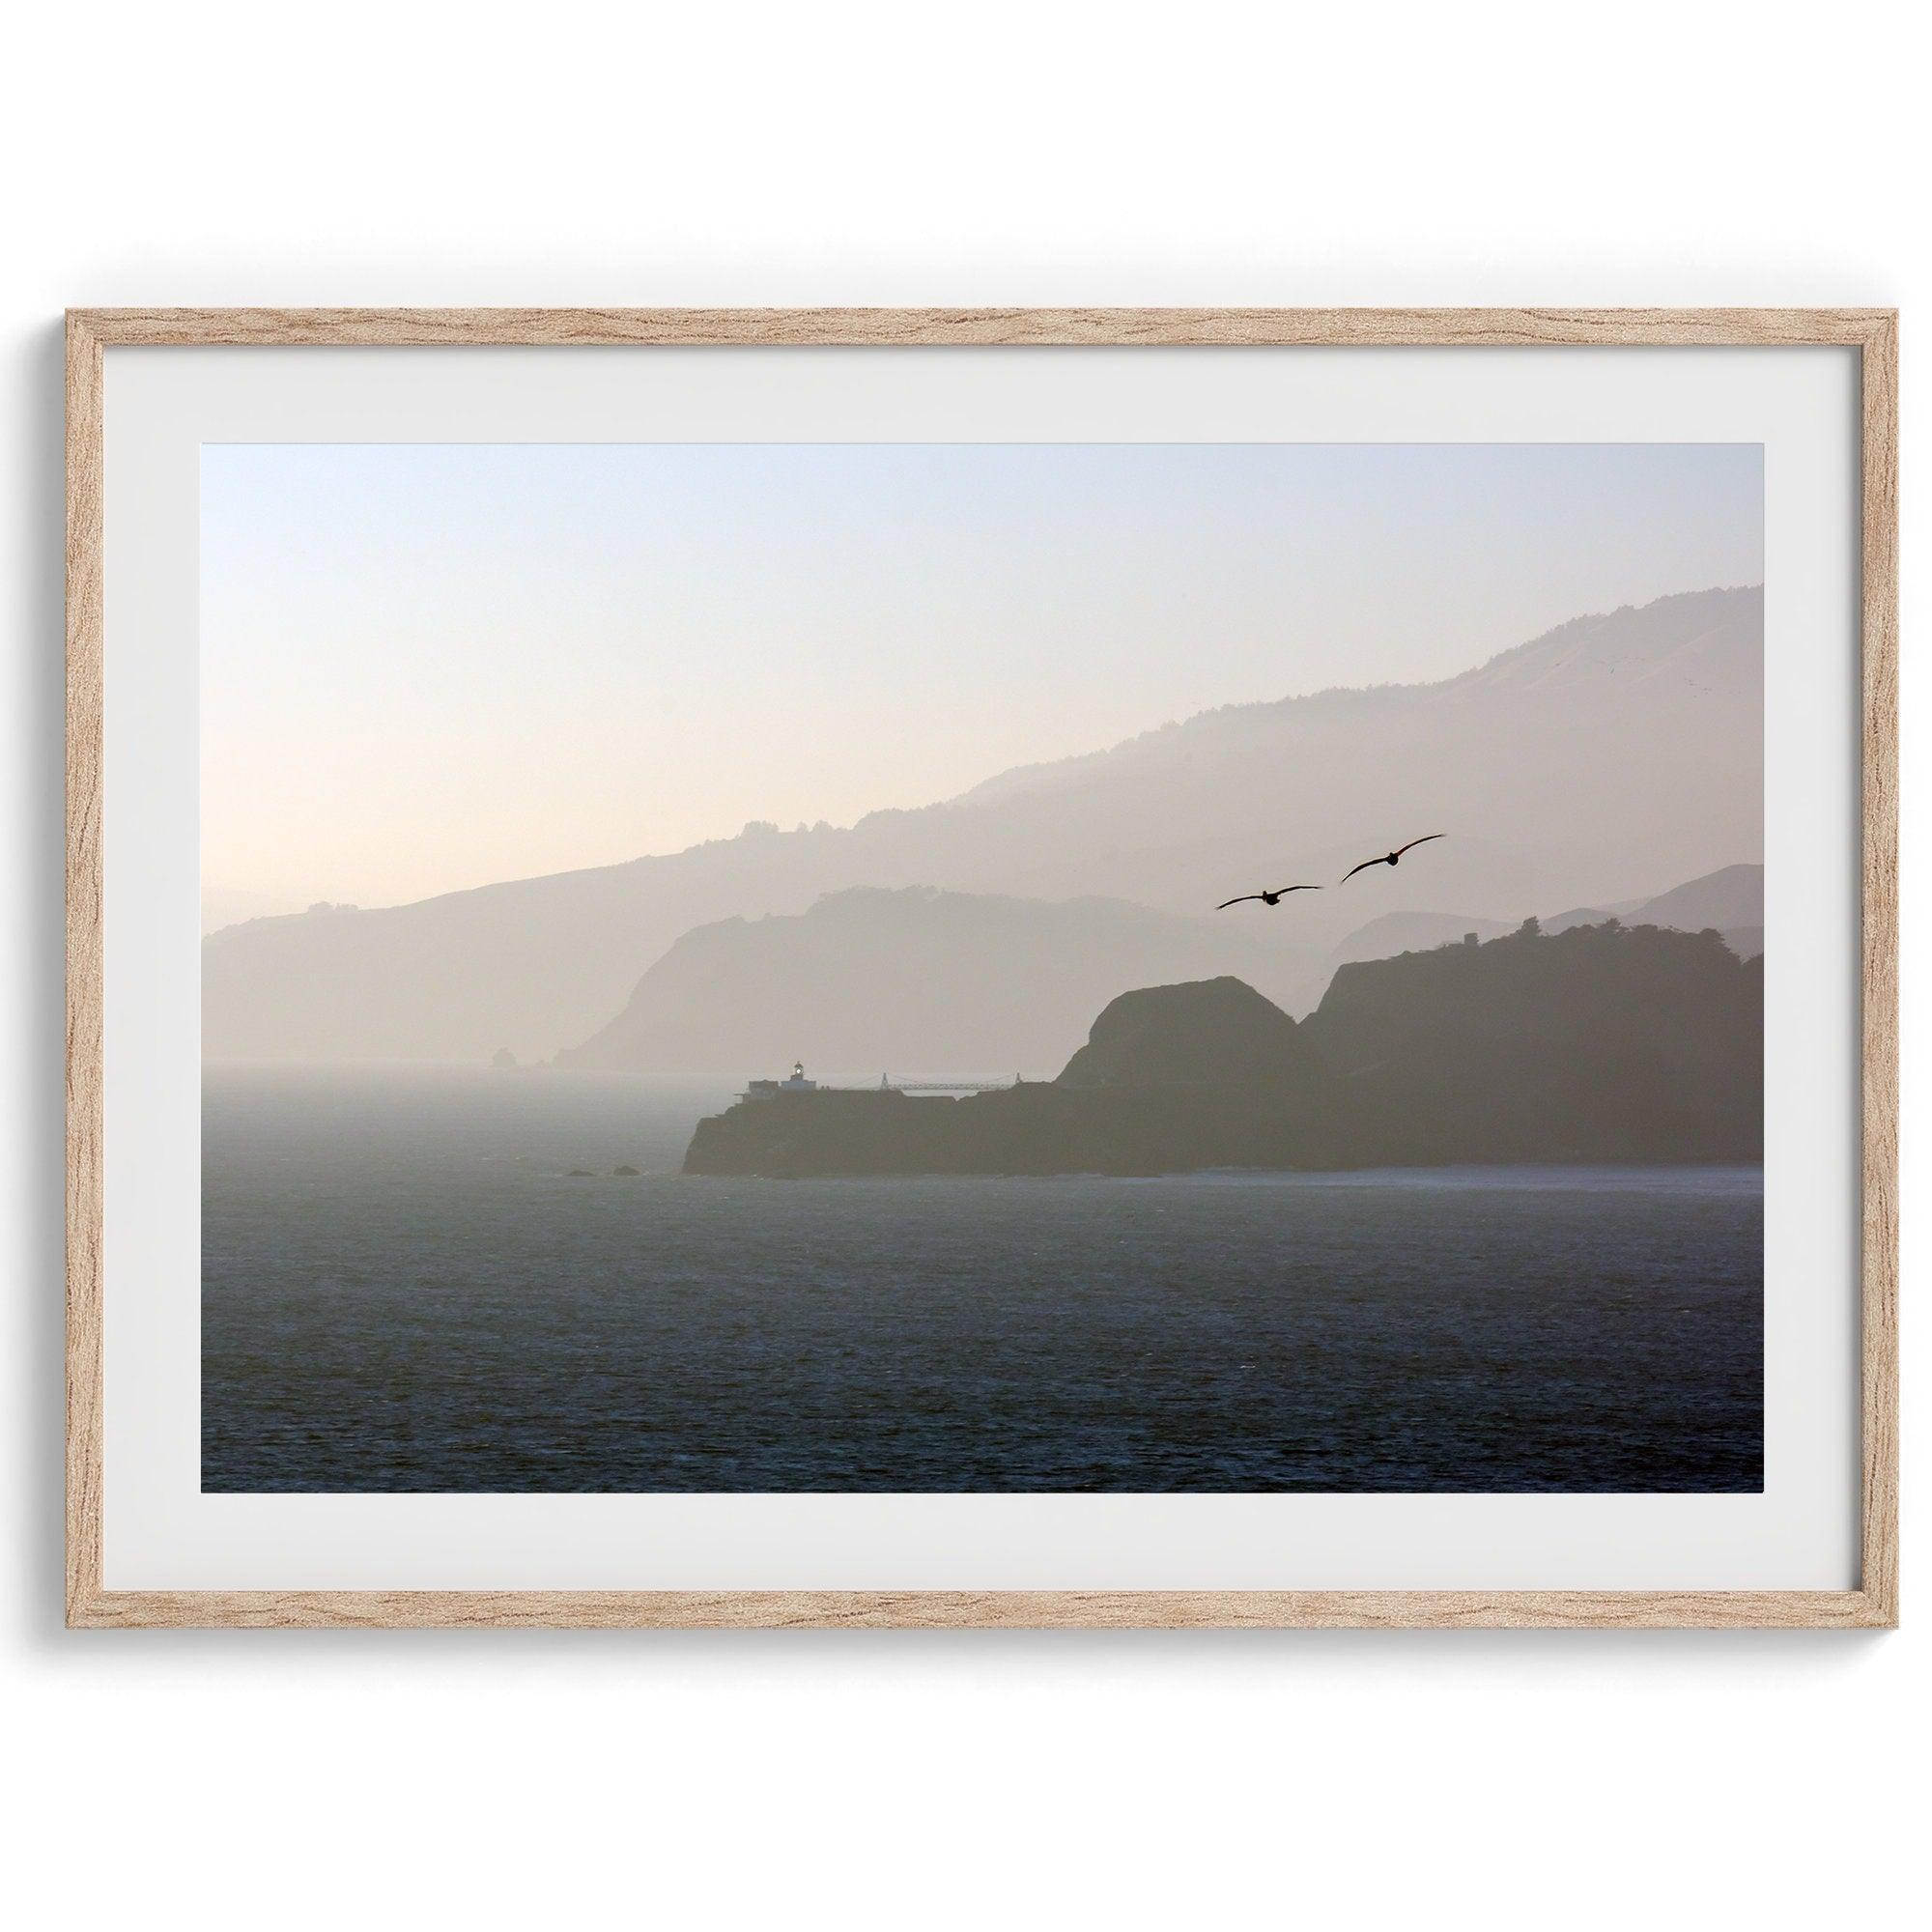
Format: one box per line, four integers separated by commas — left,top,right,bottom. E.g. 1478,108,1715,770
199,439,1765,1496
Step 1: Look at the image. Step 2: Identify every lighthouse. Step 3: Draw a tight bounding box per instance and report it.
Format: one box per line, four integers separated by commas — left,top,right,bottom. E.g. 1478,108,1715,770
742,1059,821,1101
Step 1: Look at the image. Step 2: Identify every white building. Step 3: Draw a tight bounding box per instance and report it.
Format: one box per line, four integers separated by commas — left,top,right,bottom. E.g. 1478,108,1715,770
743,1060,820,1100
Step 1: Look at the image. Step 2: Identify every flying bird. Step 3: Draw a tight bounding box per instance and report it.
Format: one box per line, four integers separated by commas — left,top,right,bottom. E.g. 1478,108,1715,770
1339,835,1445,883
1217,885,1322,910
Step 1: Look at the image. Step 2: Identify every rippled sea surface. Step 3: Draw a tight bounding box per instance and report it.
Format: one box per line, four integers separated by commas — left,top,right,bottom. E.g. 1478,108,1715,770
203,1068,1763,1492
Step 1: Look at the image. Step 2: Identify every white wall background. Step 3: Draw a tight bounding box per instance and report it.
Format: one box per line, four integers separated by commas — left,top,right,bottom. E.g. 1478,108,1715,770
1,4,1919,1924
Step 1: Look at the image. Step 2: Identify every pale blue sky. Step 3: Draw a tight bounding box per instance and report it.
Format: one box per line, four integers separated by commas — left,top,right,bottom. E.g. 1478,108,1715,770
202,442,1762,914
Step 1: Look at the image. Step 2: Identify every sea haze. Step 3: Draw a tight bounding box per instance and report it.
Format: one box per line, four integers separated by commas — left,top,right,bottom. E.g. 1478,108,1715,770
202,1069,1763,1493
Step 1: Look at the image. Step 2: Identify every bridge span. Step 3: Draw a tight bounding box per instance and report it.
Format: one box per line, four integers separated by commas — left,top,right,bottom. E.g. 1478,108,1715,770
740,1063,1023,1102
880,1078,1018,1094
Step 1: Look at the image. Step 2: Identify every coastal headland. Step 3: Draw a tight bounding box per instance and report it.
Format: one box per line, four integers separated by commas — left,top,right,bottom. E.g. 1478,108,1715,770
682,919,1762,1178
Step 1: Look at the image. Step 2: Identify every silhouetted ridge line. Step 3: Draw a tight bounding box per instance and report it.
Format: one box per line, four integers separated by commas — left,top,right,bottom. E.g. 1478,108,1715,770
683,921,1762,1177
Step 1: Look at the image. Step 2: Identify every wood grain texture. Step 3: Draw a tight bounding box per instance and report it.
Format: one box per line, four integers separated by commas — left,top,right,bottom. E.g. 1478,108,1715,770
65,313,104,1630
61,1588,1897,1632
62,307,1900,1632
1858,313,1901,1627
69,305,1894,348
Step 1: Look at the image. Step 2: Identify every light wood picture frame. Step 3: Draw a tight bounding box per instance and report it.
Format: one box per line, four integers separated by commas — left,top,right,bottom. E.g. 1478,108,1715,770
65,307,1898,1630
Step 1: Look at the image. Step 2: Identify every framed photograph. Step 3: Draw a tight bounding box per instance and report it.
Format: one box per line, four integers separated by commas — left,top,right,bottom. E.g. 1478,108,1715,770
66,308,1897,1629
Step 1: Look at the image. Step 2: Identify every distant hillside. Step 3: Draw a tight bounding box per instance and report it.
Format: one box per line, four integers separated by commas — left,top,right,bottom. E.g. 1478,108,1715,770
1301,919,1761,1164
1542,865,1762,955
1308,862,1763,1008
557,888,1307,1077
684,922,1761,1177
1294,910,1513,1009
1628,864,1763,956
566,862,1758,1075
1325,911,1514,967
207,586,1763,1063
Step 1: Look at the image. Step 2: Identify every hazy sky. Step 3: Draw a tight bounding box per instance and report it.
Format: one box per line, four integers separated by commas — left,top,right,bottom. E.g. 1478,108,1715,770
202,441,1762,917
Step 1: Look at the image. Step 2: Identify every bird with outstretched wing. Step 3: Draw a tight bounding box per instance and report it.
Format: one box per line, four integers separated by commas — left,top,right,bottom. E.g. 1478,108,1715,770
1217,885,1323,910
1339,834,1445,883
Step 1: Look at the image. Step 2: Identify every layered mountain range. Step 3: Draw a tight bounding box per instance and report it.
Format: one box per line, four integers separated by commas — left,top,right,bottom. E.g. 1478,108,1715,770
562,861,1759,1077
205,585,1763,1065
556,886,1307,1077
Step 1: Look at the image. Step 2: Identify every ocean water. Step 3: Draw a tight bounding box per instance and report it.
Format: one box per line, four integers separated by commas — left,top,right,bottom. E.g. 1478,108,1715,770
202,1067,1763,1492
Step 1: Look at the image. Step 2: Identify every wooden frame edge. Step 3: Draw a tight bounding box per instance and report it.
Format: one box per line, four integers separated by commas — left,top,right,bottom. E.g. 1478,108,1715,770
66,310,106,1630
63,307,1900,1632
65,304,1895,349
63,1587,1896,1632
1858,311,1901,1629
